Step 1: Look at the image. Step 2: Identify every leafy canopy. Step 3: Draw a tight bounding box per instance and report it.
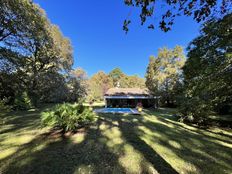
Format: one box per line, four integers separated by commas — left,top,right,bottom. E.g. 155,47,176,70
0,0,74,106
145,46,186,106
180,13,232,121
123,0,232,32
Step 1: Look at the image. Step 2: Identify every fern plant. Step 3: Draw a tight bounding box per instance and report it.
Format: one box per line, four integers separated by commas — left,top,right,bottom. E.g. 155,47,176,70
41,103,96,132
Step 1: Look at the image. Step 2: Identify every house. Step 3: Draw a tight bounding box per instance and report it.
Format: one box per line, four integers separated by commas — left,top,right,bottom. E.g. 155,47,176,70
104,88,158,108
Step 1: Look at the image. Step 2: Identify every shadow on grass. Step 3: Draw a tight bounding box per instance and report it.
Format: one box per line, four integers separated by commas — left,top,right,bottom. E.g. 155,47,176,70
147,108,232,141
1,112,178,174
98,112,232,174
1,120,126,174
1,107,232,174
0,105,51,135
99,116,178,174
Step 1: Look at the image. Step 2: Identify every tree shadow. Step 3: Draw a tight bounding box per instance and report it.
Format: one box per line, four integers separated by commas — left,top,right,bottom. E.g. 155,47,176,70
98,114,179,174
1,109,232,174
0,107,49,135
99,112,232,174
140,114,232,173
1,112,179,174
1,119,126,174
151,109,232,145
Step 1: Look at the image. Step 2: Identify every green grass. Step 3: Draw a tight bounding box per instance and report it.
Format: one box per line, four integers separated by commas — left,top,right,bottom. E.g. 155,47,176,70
0,106,232,174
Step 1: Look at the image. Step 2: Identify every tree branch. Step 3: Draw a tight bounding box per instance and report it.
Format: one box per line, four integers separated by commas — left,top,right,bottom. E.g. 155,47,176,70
0,31,13,42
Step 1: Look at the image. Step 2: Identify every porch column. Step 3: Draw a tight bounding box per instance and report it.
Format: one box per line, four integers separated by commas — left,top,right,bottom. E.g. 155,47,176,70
104,97,107,108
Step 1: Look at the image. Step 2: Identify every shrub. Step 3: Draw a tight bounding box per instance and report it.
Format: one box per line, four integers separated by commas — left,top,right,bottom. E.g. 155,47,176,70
41,103,96,132
0,100,11,113
178,97,212,124
13,92,33,110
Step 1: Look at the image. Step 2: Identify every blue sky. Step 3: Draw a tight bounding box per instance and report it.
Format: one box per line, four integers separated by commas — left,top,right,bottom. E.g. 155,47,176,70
34,0,201,77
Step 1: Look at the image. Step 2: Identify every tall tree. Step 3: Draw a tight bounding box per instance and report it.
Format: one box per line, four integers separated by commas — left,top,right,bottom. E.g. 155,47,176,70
88,71,113,101
69,68,88,100
0,0,42,42
145,56,157,93
0,0,47,105
121,75,146,88
145,46,186,106
123,0,232,32
88,69,146,101
71,67,88,81
109,68,145,88
180,14,232,122
109,68,125,87
0,0,74,106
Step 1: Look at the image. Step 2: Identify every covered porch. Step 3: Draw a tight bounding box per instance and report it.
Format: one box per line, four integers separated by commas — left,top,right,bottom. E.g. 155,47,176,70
105,96,158,108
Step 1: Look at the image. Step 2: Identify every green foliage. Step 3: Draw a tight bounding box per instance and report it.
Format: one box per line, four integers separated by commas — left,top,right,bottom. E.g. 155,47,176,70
0,0,75,106
66,77,87,102
0,0,42,42
13,92,33,110
0,100,11,113
145,46,186,106
109,68,125,86
88,71,113,101
0,65,21,105
41,103,96,132
69,68,88,100
109,68,145,88
145,57,156,93
180,14,232,123
178,97,212,124
123,0,231,32
87,69,146,102
120,75,145,88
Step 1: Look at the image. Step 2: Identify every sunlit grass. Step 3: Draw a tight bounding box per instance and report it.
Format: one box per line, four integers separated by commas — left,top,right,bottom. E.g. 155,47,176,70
0,105,232,174
83,101,105,107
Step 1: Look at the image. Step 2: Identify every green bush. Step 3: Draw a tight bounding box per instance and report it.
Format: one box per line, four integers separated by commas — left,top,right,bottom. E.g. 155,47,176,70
0,100,11,115
41,103,96,132
178,97,212,124
13,92,33,110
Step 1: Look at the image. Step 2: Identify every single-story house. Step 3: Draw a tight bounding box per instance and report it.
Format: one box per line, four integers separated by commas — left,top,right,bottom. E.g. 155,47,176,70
104,88,158,108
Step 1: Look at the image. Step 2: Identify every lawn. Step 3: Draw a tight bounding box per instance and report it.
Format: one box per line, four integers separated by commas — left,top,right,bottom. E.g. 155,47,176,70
0,106,232,174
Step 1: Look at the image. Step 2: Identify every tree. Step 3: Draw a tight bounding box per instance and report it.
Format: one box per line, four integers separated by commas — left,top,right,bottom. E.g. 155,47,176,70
26,24,73,105
145,56,157,93
36,72,68,103
0,59,20,104
0,0,41,42
145,46,186,106
180,14,232,122
0,0,47,106
123,0,232,32
0,0,74,107
109,68,125,87
108,68,145,88
71,67,88,81
88,71,113,101
88,69,146,101
69,68,89,101
121,75,145,88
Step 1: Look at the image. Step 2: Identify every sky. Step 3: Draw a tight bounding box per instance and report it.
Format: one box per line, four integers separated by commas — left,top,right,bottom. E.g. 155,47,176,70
34,0,201,78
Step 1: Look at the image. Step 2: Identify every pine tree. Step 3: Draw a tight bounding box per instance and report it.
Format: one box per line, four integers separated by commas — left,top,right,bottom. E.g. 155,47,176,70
145,46,186,106
145,56,157,93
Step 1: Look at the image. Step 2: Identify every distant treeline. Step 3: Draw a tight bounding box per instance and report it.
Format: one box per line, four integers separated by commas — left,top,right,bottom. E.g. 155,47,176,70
87,68,145,102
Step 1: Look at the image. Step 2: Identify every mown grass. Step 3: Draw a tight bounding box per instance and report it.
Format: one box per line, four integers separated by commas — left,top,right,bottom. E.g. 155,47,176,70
0,106,232,174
